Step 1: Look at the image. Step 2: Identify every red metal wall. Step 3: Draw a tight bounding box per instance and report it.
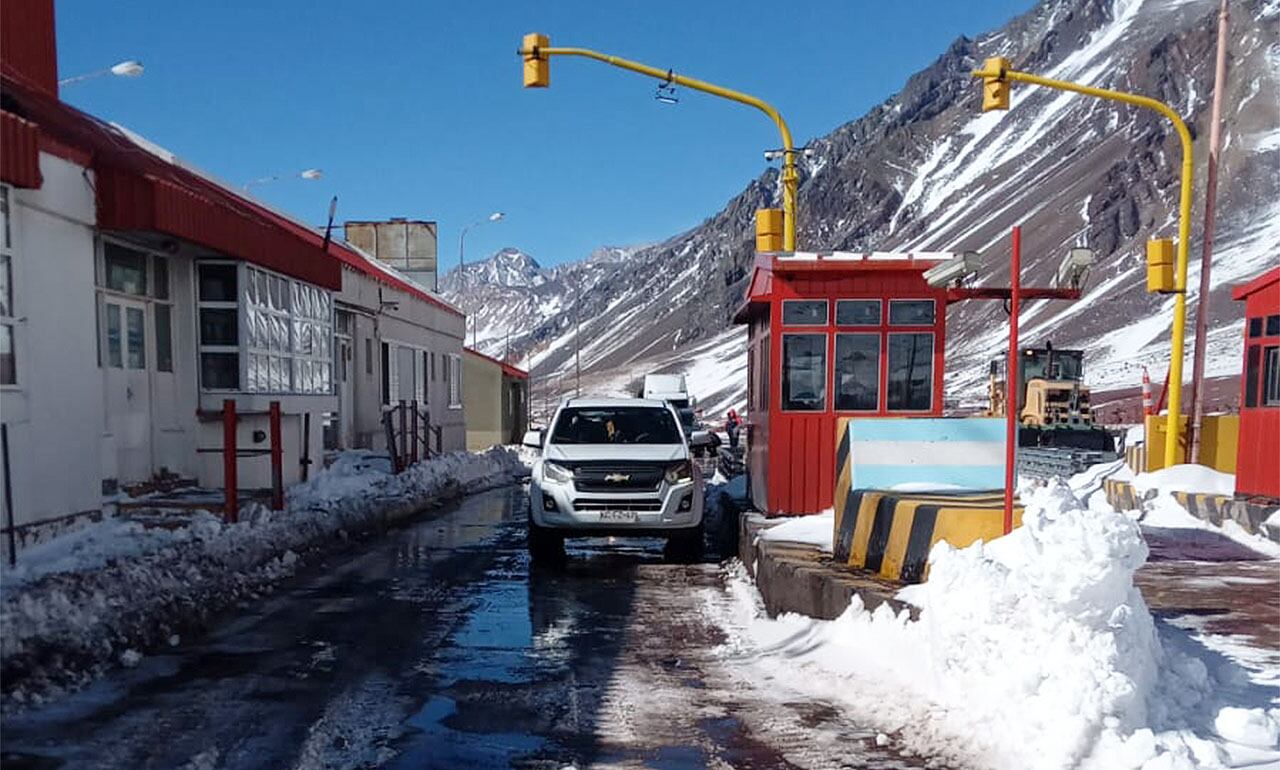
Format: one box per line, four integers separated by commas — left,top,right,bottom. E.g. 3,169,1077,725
0,110,42,188
1,0,58,96
759,267,948,514
1236,271,1280,499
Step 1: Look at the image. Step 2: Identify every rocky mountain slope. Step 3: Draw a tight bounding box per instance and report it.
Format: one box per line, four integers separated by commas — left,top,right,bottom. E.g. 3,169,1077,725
443,0,1279,415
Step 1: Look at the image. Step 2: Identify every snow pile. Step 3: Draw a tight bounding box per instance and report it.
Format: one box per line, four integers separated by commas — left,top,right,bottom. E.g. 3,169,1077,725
709,481,1280,769
1132,465,1237,498
0,448,527,706
755,509,834,553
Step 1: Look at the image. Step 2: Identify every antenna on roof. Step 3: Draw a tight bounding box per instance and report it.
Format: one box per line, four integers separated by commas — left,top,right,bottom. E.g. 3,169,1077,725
321,196,338,253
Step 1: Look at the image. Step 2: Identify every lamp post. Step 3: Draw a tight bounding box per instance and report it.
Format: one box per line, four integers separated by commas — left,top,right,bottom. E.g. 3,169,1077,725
459,212,505,348
59,60,144,86
972,57,1194,467
243,168,323,191
518,34,799,251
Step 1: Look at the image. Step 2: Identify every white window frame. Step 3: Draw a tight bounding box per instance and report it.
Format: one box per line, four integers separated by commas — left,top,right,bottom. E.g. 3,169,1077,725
196,260,335,395
95,237,173,373
448,353,462,408
0,184,17,389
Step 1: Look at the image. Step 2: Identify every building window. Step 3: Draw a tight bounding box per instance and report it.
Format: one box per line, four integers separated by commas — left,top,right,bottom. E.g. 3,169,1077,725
889,299,935,326
887,333,933,411
836,299,881,326
782,300,828,326
761,337,770,410
125,306,146,369
1264,346,1280,406
197,262,333,393
1249,318,1263,337
1268,315,1280,337
104,242,148,296
0,186,13,385
448,354,462,408
781,333,826,411
834,334,879,411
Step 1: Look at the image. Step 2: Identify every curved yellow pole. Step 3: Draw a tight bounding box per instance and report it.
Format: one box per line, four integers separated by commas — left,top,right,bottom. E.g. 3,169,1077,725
972,64,1194,466
524,43,798,250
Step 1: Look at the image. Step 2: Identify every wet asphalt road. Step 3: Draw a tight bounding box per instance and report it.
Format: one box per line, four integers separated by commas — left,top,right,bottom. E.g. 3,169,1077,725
1,486,926,770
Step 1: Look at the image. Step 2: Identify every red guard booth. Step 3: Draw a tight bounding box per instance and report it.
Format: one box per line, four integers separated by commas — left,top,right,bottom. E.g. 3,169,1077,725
1232,266,1280,500
733,250,956,514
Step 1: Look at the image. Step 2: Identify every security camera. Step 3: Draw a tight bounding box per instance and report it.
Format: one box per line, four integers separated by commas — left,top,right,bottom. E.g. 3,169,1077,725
923,251,981,288
1054,246,1094,290
803,147,815,159
763,150,783,161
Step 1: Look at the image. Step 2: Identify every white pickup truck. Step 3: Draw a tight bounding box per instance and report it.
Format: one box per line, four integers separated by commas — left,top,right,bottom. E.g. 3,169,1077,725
523,397,704,563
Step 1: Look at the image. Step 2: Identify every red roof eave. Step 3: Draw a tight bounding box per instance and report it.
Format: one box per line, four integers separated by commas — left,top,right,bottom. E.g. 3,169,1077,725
0,110,42,188
1232,266,1280,302
464,347,528,380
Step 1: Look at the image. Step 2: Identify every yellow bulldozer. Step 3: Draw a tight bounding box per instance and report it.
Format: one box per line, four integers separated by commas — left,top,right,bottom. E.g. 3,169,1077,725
987,343,1112,453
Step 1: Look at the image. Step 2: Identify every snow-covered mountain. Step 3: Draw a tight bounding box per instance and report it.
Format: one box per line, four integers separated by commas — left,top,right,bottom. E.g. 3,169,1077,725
444,0,1279,418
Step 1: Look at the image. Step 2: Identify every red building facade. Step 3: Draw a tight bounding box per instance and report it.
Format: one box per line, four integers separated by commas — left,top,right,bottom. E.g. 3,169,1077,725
734,252,952,514
1232,266,1280,500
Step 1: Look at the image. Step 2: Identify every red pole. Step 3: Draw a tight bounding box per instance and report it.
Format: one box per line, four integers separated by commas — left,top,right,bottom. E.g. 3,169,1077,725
269,400,283,511
223,398,238,524
1003,227,1022,535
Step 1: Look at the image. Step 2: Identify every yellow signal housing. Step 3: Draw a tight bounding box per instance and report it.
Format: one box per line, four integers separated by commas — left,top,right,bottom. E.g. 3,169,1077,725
1146,238,1176,293
981,56,1011,112
523,33,550,88
756,208,784,252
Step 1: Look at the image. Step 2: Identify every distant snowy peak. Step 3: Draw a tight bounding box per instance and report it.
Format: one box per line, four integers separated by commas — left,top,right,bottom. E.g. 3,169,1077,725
484,248,547,288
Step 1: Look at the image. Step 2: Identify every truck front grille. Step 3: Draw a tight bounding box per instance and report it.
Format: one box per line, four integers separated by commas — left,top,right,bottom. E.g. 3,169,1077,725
573,498,663,512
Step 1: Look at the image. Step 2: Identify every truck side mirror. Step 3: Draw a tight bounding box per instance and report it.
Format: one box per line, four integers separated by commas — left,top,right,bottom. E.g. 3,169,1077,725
522,430,543,450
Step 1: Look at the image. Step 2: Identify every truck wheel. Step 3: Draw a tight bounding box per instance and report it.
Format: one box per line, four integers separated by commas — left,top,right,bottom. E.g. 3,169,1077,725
528,514,565,565
665,523,704,563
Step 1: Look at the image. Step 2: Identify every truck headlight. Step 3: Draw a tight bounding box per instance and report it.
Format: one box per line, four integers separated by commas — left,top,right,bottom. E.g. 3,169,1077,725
543,461,574,484
665,460,693,484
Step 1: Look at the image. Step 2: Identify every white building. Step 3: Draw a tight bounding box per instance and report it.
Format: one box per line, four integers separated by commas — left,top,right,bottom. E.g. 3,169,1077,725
0,4,466,544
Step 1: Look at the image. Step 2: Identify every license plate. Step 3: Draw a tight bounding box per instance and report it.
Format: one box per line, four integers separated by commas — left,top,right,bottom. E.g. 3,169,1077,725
598,510,638,523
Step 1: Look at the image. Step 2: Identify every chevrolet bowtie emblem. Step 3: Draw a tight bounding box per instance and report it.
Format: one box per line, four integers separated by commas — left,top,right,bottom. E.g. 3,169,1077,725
604,473,631,483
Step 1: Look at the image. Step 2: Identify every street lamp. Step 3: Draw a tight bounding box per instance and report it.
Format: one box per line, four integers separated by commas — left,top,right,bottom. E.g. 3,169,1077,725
243,168,324,191
459,211,505,347
59,60,145,86
518,33,799,252
972,56,1194,466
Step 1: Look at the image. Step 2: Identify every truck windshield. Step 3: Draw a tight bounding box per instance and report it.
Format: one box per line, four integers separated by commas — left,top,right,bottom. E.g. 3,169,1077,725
550,407,682,445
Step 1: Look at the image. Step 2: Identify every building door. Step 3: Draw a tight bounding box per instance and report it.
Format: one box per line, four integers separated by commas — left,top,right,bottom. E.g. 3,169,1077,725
102,297,153,484
337,337,354,448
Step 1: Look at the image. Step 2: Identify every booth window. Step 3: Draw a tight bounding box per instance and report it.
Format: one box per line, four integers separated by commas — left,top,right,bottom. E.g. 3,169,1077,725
782,300,828,326
1263,345,1280,406
889,299,935,326
834,334,879,411
1268,315,1280,336
781,333,826,411
1245,345,1260,407
887,333,933,410
836,299,880,326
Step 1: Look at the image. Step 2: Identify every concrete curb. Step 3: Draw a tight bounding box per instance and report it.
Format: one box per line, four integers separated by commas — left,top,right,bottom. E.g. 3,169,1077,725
1103,477,1280,543
738,514,908,620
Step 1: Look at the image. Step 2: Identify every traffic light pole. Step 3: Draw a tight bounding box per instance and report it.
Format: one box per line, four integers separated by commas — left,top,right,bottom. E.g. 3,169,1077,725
520,38,799,251
972,61,1194,467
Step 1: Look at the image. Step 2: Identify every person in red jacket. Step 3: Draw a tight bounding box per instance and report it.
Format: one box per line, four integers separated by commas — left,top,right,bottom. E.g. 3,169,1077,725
725,409,741,449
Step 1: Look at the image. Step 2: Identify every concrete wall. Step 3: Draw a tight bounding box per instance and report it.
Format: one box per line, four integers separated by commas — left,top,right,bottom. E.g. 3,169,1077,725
334,265,465,453
463,352,503,450
0,154,103,529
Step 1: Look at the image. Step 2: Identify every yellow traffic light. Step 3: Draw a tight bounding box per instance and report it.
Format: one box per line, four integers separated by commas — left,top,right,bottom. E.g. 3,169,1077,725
755,208,784,252
1146,238,1175,293
980,56,1011,112
522,33,550,88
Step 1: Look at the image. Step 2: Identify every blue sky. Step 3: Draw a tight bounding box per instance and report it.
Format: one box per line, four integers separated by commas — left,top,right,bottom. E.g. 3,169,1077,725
57,0,1032,269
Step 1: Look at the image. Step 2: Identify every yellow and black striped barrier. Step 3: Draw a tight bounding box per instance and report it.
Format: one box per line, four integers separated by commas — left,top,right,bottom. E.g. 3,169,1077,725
832,488,1023,583
834,419,1023,583
1103,477,1141,511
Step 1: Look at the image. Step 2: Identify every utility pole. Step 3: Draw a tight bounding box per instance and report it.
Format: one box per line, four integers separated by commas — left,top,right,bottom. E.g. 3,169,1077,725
1188,0,1230,464
575,279,582,397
